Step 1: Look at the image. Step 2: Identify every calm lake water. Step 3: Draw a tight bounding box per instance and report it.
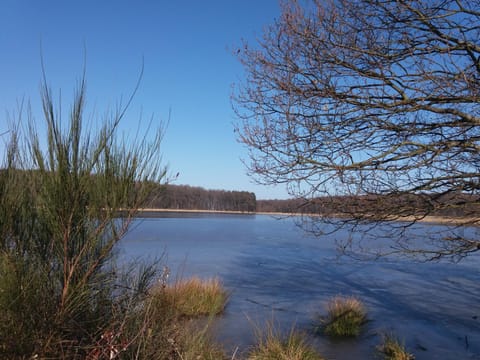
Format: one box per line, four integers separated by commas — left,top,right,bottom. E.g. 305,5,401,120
118,212,480,360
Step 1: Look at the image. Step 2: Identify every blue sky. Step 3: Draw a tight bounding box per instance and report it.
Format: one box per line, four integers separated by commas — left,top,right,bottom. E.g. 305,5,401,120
0,1,289,199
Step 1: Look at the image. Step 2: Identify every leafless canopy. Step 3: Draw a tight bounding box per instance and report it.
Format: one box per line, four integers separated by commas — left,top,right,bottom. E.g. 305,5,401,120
234,0,480,260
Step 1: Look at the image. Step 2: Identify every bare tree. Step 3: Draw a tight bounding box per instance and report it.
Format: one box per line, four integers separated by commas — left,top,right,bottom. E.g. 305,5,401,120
233,0,480,260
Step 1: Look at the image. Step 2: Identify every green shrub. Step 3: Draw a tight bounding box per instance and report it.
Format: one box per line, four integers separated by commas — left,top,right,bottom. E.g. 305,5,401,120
320,296,367,337
0,74,166,358
0,253,55,356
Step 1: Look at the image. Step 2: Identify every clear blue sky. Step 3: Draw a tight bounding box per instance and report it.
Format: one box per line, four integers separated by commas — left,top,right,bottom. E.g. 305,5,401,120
0,0,290,199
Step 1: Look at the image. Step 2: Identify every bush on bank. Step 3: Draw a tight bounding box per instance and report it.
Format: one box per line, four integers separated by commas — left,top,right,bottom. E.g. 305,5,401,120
0,76,168,358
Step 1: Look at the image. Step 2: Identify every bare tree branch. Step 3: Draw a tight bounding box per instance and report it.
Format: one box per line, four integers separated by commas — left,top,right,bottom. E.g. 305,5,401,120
233,0,480,261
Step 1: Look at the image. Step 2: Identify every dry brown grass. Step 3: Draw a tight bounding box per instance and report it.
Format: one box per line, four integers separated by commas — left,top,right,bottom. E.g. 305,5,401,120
156,276,229,317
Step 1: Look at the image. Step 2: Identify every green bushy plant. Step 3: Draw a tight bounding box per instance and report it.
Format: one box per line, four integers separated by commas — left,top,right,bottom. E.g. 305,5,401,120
0,73,166,358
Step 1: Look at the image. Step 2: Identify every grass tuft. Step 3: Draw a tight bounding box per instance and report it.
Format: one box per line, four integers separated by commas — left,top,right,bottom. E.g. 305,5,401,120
248,321,324,360
320,296,367,337
377,333,415,360
154,276,229,317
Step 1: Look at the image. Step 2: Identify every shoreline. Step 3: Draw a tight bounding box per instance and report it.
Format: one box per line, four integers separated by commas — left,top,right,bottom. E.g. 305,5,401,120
136,208,478,226
138,208,257,215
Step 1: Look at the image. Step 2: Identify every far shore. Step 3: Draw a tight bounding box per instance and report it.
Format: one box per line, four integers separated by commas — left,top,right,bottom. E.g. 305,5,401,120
136,208,478,226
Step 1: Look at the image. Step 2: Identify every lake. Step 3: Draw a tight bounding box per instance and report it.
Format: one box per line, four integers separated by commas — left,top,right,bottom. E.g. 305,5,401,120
118,212,480,359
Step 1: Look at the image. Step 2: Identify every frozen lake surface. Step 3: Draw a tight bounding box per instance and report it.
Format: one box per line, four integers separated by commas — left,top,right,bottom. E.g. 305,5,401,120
118,212,480,359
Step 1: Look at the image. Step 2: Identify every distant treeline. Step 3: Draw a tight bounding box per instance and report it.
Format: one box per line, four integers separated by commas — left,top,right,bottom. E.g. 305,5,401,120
149,184,256,212
256,199,306,213
257,193,480,219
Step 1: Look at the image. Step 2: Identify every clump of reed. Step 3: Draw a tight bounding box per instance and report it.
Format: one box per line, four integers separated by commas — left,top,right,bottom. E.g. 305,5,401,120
377,333,415,360
320,296,367,337
153,276,229,317
248,320,324,360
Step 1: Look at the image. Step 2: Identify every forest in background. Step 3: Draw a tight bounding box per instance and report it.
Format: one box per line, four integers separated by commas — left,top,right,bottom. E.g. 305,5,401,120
149,184,257,212
257,194,480,218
